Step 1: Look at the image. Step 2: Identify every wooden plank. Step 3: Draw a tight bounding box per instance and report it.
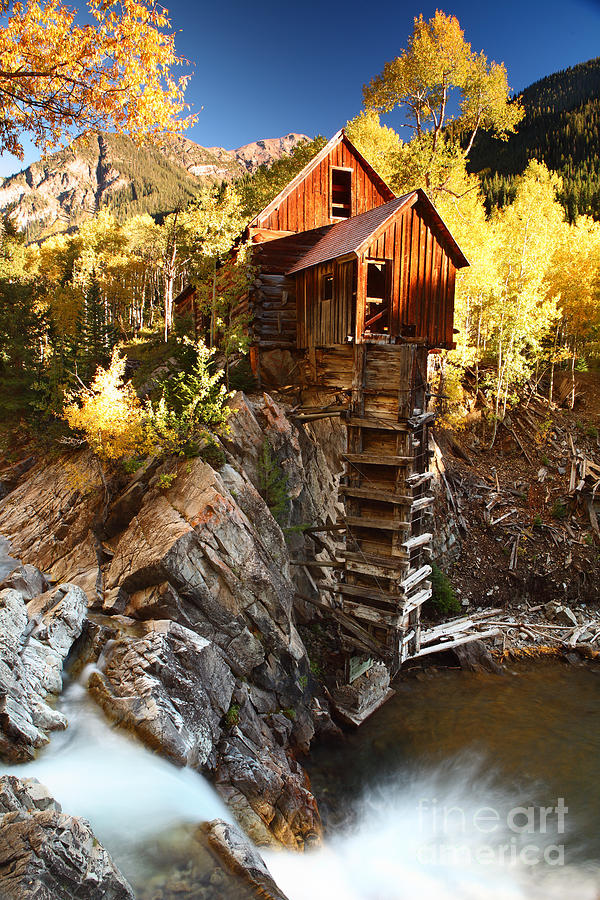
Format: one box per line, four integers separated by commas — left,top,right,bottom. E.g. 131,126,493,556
412,629,501,659
411,496,434,512
406,470,434,486
339,485,414,504
341,600,402,627
402,532,432,551
343,550,410,570
343,515,410,531
343,453,413,465
346,417,409,431
345,558,405,579
320,581,405,605
401,586,432,615
400,564,432,592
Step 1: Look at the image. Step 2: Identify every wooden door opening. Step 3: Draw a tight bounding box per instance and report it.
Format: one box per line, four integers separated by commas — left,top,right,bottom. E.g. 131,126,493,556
364,261,390,335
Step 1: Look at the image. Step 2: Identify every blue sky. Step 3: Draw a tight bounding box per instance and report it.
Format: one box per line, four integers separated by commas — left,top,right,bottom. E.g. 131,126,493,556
1,0,600,177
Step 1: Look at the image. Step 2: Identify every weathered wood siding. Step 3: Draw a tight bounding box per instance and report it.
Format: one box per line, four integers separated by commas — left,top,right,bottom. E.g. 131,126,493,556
296,259,356,349
295,199,457,350
249,228,330,349
357,198,456,348
255,137,392,234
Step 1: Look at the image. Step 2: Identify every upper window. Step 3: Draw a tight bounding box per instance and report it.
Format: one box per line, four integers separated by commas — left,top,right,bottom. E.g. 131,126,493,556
331,168,352,219
322,273,333,301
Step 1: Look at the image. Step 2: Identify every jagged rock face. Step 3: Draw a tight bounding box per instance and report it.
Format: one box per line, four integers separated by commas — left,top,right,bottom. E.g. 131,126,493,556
0,450,103,598
89,620,236,769
224,392,343,535
96,451,321,847
234,133,308,172
205,818,290,900
0,392,339,848
0,582,88,762
0,776,135,899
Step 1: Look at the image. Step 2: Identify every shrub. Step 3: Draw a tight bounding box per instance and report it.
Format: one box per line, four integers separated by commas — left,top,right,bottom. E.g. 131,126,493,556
430,562,461,616
157,472,177,490
145,340,232,457
551,500,567,520
257,437,289,524
63,349,148,461
224,702,240,729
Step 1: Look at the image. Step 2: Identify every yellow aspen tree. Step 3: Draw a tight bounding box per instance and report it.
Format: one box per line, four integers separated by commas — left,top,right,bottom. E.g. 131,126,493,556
0,0,194,160
63,348,147,460
363,11,522,195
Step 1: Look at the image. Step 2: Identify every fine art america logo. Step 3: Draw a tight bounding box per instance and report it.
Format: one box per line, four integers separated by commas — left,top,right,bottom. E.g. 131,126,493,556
416,798,568,867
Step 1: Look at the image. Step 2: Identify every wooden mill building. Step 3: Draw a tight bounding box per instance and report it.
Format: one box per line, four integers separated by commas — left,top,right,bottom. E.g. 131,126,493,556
177,129,469,674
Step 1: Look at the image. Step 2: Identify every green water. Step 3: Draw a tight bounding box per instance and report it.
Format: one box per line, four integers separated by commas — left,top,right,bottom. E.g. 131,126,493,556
307,661,600,866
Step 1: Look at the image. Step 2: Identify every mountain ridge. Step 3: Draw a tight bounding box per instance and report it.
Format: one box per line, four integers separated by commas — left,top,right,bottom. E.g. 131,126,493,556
0,131,308,241
468,56,600,220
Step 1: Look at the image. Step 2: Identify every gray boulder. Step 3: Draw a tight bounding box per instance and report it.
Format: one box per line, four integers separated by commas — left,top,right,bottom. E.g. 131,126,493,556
88,619,235,769
0,584,88,762
205,818,290,900
0,775,134,899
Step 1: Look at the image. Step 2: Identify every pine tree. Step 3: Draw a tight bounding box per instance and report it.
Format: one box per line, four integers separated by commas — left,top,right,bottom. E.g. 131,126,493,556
77,274,117,382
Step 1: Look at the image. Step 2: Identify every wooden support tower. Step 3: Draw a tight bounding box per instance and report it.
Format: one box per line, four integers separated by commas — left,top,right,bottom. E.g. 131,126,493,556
174,128,470,678
335,343,434,674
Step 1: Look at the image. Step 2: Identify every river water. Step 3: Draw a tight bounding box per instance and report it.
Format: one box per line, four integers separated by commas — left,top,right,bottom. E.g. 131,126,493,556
3,659,600,898
267,661,600,899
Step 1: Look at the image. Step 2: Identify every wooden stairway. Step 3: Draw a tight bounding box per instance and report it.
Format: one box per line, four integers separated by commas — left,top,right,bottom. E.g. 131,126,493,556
333,343,434,674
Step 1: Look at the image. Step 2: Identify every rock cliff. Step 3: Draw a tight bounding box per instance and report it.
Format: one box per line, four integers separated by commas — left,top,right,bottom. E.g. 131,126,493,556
0,391,343,853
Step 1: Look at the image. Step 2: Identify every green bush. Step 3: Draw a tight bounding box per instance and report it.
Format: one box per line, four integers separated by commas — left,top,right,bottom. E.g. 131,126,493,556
157,472,177,490
227,356,257,393
224,702,240,729
145,340,232,457
430,562,461,616
257,438,289,524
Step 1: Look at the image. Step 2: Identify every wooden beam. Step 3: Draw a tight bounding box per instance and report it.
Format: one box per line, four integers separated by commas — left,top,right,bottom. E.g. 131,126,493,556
402,532,432,551
406,471,435,486
412,629,500,658
401,586,432,615
343,453,413,466
400,564,432,593
319,581,405,605
339,485,414,505
343,550,411,569
345,559,405,579
341,600,402,627
411,496,434,512
346,417,409,432
342,515,411,531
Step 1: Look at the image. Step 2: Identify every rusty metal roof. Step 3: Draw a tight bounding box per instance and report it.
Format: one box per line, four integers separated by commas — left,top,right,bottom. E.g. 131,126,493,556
287,194,415,273
286,190,469,273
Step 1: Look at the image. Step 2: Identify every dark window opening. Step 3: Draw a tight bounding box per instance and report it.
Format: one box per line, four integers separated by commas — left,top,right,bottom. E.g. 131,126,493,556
331,168,352,218
364,261,390,334
322,273,333,301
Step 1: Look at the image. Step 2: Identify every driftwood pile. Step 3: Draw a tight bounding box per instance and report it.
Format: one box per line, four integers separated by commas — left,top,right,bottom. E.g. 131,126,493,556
417,601,600,658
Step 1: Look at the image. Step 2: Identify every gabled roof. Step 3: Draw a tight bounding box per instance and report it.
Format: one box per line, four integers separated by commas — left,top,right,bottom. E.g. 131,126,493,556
287,189,469,274
248,129,396,229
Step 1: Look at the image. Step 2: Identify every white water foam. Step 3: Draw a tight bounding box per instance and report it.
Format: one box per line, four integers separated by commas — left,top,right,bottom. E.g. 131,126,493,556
3,680,233,851
265,758,600,900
